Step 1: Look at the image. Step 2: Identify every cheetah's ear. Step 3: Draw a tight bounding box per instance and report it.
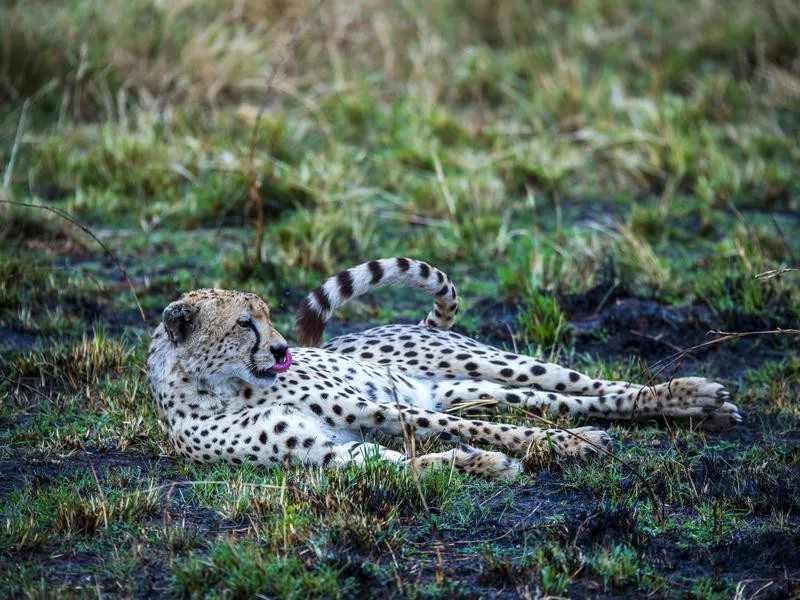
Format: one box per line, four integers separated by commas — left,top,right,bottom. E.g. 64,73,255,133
163,301,199,344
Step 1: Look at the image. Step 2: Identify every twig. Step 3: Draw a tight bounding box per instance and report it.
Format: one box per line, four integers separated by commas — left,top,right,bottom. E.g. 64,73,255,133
504,322,519,354
755,268,798,280
649,328,800,378
3,98,29,190
516,404,665,525
431,149,456,216
0,200,149,331
770,216,797,263
245,6,320,265
89,464,109,530
630,329,698,360
386,366,430,515
0,374,54,402
142,480,284,494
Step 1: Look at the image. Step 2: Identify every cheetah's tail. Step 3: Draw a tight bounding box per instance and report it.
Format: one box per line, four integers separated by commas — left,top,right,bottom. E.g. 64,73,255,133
295,257,459,346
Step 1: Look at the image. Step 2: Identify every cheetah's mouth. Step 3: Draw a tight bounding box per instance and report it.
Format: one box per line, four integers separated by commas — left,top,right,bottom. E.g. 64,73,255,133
268,349,292,373
250,348,292,378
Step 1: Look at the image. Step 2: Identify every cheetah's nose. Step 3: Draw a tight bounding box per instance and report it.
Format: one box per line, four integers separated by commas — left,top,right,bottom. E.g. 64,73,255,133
269,344,292,372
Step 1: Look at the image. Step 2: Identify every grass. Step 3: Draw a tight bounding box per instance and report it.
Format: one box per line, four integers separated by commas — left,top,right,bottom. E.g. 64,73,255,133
1,0,799,597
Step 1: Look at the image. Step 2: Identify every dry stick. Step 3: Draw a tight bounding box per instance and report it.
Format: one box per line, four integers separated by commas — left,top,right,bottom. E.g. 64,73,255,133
0,374,53,402
386,366,431,515
245,7,319,265
649,328,800,379
516,404,665,525
755,267,798,280
0,200,149,332
770,215,798,264
2,98,29,189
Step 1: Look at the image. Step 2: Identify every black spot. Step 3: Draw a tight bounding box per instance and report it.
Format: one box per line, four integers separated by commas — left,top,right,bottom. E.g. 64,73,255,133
569,371,580,382
396,257,410,272
500,368,514,377
417,417,430,428
274,422,288,434
259,431,267,444
531,365,546,376
310,403,322,414
243,387,253,399
286,437,297,449
419,262,430,278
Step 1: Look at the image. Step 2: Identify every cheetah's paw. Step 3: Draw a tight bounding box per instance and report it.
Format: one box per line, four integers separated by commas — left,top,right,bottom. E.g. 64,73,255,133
455,445,523,480
698,401,742,431
546,426,611,459
415,446,522,480
657,377,728,415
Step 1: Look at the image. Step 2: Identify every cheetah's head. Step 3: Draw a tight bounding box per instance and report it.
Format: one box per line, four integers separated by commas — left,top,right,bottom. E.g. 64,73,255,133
159,289,291,390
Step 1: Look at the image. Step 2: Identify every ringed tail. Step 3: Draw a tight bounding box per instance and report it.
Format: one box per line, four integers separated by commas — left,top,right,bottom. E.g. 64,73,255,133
295,257,459,346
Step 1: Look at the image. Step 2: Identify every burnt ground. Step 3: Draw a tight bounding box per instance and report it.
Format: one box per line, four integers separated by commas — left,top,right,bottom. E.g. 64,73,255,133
467,285,799,380
2,281,799,598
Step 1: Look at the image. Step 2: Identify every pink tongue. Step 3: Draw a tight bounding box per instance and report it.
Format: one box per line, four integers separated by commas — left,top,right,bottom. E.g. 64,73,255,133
269,349,292,373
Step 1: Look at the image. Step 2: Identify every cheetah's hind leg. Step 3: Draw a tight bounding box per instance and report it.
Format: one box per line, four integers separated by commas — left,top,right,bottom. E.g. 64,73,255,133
432,377,740,429
331,441,522,480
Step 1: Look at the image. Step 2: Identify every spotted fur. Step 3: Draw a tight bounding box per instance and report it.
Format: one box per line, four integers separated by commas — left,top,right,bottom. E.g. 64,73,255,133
147,260,740,480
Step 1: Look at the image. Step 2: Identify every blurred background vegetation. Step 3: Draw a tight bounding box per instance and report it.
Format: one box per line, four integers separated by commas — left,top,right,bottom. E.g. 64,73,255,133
1,0,798,329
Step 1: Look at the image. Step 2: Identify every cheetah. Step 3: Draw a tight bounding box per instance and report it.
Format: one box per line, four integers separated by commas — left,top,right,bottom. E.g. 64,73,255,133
147,258,740,479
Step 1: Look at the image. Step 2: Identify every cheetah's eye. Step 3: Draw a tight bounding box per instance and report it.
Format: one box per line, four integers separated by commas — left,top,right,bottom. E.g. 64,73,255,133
237,318,252,328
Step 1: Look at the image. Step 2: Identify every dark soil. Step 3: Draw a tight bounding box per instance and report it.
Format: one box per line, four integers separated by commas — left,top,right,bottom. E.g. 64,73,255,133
461,288,798,381
2,284,798,598
0,450,172,499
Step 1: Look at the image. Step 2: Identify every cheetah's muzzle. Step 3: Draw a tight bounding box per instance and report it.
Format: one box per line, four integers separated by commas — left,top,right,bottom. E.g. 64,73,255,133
267,348,292,373
249,348,292,379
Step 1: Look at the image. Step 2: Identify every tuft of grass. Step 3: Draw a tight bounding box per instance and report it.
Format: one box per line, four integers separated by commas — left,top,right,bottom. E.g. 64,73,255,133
54,488,160,536
11,333,135,393
478,542,573,595
172,539,359,599
519,291,569,349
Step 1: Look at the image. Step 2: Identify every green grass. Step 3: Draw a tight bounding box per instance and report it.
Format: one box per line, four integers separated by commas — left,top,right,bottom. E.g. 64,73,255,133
1,0,799,597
